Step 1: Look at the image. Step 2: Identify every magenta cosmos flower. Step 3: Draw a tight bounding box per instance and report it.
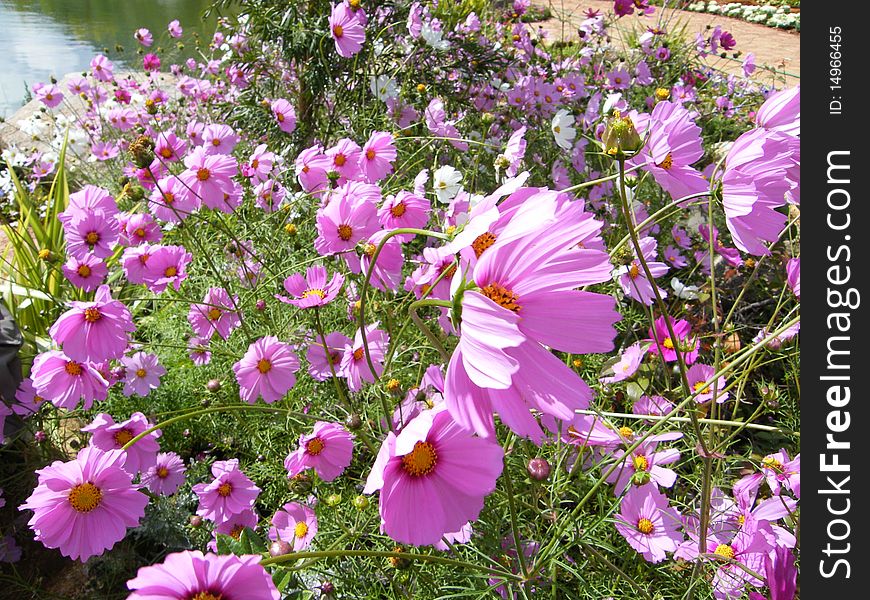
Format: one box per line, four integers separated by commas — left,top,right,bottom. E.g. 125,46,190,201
284,421,354,482
615,236,669,305
188,287,243,340
378,191,431,240
314,182,380,255
269,502,318,550
127,551,279,600
121,352,167,397
359,131,397,183
64,211,120,259
329,2,366,58
141,452,187,496
193,459,261,524
686,363,728,404
614,484,683,563
61,253,107,290
270,98,297,134
30,350,109,410
81,412,161,476
364,407,504,546
19,446,148,561
276,265,344,309
755,85,800,137
142,244,193,293
600,342,646,384
233,336,300,403
49,285,134,363
645,315,699,364
340,324,389,392
607,438,681,494
179,146,239,211
13,377,48,417
786,258,799,299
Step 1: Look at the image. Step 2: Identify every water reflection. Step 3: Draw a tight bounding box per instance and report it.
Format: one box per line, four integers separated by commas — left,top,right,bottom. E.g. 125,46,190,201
0,0,231,118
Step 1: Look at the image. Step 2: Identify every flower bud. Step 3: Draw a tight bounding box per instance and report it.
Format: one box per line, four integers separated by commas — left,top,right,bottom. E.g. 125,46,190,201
345,413,363,429
602,111,642,158
189,515,203,527
129,134,155,168
527,458,551,481
353,495,370,510
206,379,222,392
269,540,292,557
325,493,342,507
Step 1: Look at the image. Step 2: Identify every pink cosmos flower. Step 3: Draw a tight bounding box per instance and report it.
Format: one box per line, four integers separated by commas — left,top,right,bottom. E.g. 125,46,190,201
118,212,163,246
314,181,380,255
722,128,797,255
202,124,239,156
363,407,504,546
346,229,404,293
179,146,239,211
141,452,186,496
614,484,683,563
188,336,212,365
633,395,675,419
167,19,183,38
269,502,318,550
628,100,709,201
233,336,300,403
295,144,331,194
615,236,669,305
142,53,160,71
149,176,199,222
786,258,799,298
127,551,279,600
31,350,109,410
378,191,431,241
90,54,115,81
188,287,242,340
244,144,277,182
306,331,350,381
62,254,107,291
340,324,389,392
193,459,261,524
645,316,699,364
210,509,259,551
60,189,116,222
756,85,800,137
277,265,344,309
134,28,153,47
663,245,687,268
600,342,647,384
270,98,297,134
13,377,48,417
325,138,363,182
607,439,681,494
687,363,728,404
91,141,119,161
759,450,800,498
142,244,192,293
284,421,354,482
33,82,64,108
698,224,743,268
329,2,366,58
154,130,187,163
359,131,397,182
121,352,166,397
707,520,773,600
19,446,148,561
63,212,120,259
503,126,527,177
253,179,286,212
425,98,468,150
81,412,161,476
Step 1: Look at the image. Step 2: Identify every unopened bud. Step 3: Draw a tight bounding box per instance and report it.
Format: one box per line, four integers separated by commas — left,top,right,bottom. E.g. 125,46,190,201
602,111,642,158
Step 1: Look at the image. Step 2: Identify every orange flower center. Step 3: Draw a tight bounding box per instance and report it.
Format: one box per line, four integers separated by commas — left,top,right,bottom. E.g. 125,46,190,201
657,152,674,170
628,262,640,279
68,482,102,512
337,224,353,241
365,149,376,160
157,466,170,479
217,482,233,497
618,426,634,439
480,283,521,312
196,168,210,181
207,307,222,320
84,307,102,322
135,368,147,378
65,361,83,376
257,358,272,374
333,153,347,167
389,202,406,218
76,264,91,278
637,518,654,534
352,347,365,362
163,192,175,204
164,266,178,277
113,428,134,446
306,437,326,455
333,24,344,38
401,441,438,477
85,231,100,245
190,593,223,600
160,147,173,158
472,232,497,258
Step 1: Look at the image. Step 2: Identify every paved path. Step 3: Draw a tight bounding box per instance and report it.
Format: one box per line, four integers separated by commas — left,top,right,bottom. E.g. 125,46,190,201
531,0,800,86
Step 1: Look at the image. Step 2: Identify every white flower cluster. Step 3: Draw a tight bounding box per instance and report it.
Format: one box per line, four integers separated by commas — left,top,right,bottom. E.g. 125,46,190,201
685,2,800,30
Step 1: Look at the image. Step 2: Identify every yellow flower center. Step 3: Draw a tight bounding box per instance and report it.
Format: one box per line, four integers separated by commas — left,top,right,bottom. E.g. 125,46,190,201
257,359,272,374
364,243,377,257
84,307,102,323
196,168,210,181
160,147,173,158
737,514,746,526
302,289,327,300
164,266,178,277
472,232,497,258
277,113,285,122
77,264,92,277
480,282,521,312
207,307,222,320
163,192,175,204
217,482,233,497
113,428,134,446
68,482,103,512
662,337,674,350
352,347,365,362
713,544,735,560
85,231,100,245
211,139,221,147
134,227,146,238
135,368,147,378
401,441,438,477
762,457,784,473
65,361,83,376
337,224,353,241
657,152,674,170
693,381,709,394
190,592,223,600
636,518,654,534
294,521,309,538
632,455,649,472
306,437,325,456
618,426,634,439
655,87,670,100
333,24,344,38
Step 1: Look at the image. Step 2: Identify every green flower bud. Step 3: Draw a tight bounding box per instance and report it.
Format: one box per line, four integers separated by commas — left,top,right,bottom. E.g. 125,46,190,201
602,111,642,158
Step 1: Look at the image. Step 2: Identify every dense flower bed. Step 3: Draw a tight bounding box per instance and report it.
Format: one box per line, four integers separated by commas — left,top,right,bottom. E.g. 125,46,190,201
0,1,799,598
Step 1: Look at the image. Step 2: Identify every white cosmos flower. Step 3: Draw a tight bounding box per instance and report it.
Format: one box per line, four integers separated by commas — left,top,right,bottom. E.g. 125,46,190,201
370,75,398,103
551,109,576,150
421,23,449,51
432,165,462,203
671,278,700,300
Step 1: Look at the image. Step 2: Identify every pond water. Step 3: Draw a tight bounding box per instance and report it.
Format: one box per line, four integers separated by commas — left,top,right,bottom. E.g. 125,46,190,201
0,0,233,118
